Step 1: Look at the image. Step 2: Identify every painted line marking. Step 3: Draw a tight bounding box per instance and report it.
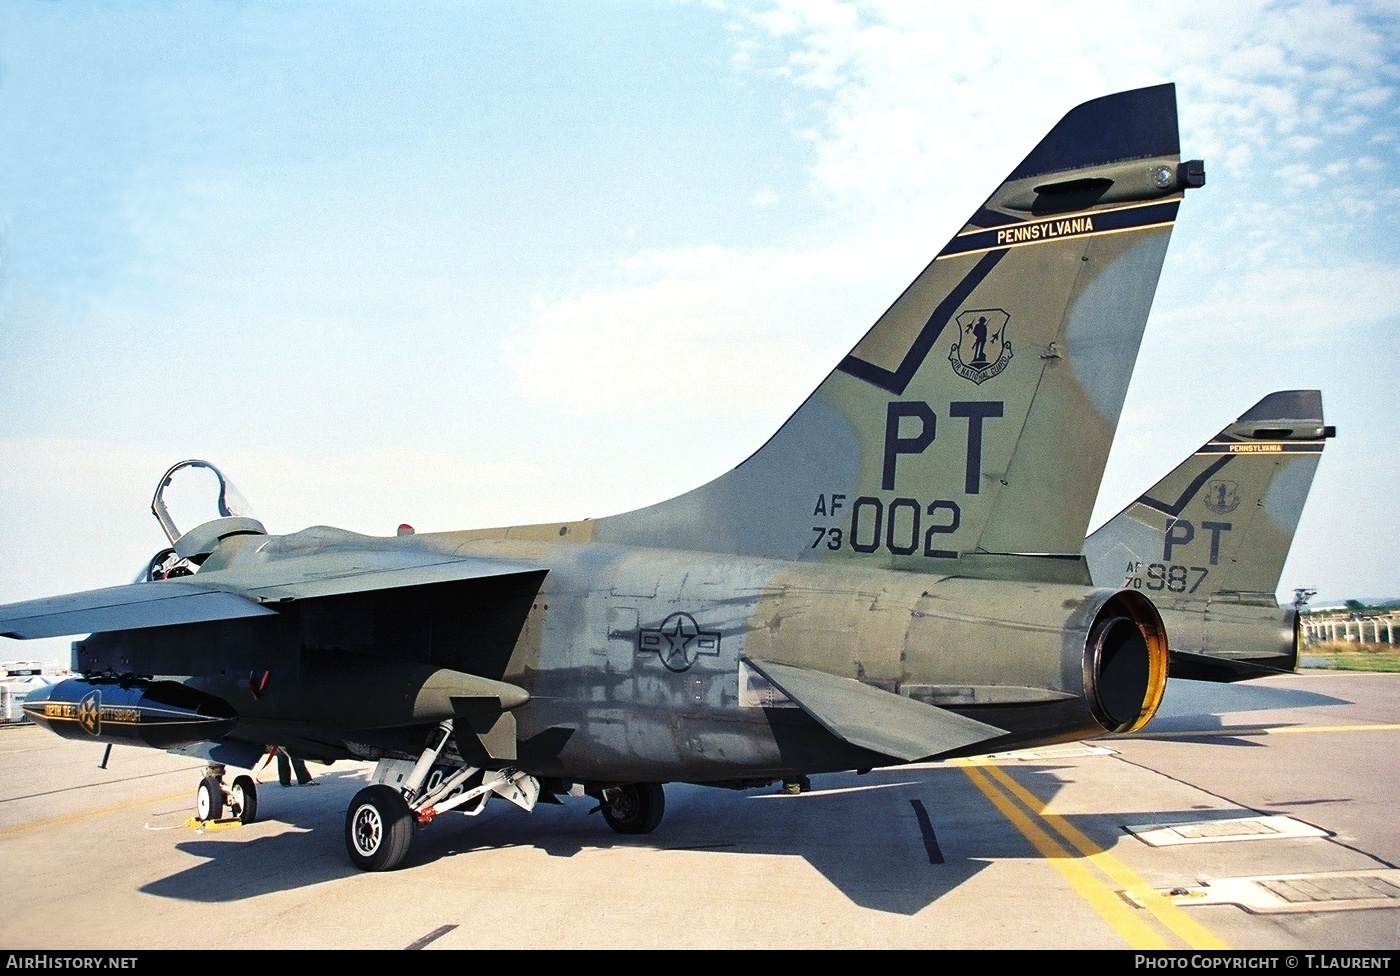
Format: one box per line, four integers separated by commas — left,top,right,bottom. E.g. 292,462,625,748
955,760,1171,948
954,759,1229,950
406,924,458,950
1135,723,1400,740
0,789,193,836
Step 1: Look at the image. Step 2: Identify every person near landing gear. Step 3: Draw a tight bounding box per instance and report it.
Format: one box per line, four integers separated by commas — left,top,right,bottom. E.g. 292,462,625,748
255,744,318,787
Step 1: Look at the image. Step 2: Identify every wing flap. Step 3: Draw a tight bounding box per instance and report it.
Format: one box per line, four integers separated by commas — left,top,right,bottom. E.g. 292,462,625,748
746,658,1006,761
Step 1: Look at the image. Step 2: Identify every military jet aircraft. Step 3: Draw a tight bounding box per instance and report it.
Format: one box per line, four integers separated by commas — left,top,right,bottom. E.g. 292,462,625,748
1084,390,1333,682
0,83,1206,871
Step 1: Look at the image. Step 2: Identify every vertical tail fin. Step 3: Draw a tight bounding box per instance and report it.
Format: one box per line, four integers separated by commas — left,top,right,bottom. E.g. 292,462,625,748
1084,390,1333,678
594,84,1203,579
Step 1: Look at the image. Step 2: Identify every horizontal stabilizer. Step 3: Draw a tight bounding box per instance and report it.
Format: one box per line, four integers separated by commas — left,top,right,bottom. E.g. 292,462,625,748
745,658,1006,761
0,583,276,640
1167,649,1299,684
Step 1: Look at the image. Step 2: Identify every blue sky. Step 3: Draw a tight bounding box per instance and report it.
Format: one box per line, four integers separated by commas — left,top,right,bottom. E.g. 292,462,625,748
1,1,1397,665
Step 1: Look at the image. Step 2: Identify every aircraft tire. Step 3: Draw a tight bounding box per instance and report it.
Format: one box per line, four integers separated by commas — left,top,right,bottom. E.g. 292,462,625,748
232,775,258,825
600,782,665,835
345,784,413,871
196,776,223,822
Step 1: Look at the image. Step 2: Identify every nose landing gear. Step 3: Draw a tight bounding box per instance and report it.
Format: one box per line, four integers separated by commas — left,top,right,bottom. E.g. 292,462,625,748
193,763,259,825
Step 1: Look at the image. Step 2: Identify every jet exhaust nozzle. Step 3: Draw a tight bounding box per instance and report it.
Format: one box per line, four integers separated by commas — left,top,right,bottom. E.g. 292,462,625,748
22,678,237,748
1083,591,1169,734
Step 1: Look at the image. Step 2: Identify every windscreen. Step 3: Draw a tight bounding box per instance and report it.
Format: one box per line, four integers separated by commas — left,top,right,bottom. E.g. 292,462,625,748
151,460,257,545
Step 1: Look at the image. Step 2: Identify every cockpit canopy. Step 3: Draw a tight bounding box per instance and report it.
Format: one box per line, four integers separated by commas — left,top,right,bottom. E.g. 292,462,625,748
146,460,267,579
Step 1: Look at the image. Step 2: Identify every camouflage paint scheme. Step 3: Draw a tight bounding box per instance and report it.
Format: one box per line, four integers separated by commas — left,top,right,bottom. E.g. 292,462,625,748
1084,390,1333,681
2,84,1211,870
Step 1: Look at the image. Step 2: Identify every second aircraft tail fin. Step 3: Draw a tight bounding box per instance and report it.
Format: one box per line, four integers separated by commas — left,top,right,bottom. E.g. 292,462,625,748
1084,390,1334,679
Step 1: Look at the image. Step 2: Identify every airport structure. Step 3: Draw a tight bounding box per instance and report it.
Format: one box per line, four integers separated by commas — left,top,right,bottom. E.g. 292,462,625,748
1301,607,1400,646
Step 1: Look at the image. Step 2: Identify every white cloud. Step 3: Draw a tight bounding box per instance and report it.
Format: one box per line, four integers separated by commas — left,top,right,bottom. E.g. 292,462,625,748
1151,261,1400,346
1277,162,1325,188
7,1,1396,615
510,0,1398,461
509,236,920,421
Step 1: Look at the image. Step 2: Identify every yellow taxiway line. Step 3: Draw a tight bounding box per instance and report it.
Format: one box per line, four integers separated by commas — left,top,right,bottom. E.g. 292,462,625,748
955,758,1230,950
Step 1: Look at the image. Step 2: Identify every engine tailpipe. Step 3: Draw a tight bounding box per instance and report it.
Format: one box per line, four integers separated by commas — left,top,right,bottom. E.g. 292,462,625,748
1083,591,1169,734
22,678,237,748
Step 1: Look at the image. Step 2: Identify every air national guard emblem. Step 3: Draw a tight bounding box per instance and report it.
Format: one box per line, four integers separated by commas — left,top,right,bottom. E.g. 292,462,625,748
949,308,1012,384
1203,479,1241,515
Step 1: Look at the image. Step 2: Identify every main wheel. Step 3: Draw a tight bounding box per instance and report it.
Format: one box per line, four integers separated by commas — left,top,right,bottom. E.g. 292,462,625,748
345,784,413,871
196,776,223,822
600,782,665,835
231,775,258,825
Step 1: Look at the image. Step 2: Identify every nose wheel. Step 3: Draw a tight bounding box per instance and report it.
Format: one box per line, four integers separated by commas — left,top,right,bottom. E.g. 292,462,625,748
193,764,259,825
196,775,224,822
231,775,258,824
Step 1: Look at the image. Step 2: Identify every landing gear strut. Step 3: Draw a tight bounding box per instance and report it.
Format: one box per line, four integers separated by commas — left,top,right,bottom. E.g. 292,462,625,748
193,763,258,825
345,720,543,872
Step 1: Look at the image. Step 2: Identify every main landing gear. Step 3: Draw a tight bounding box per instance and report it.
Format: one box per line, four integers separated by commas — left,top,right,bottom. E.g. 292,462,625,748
593,783,666,834
345,720,542,872
346,784,412,872
342,720,671,872
193,763,258,825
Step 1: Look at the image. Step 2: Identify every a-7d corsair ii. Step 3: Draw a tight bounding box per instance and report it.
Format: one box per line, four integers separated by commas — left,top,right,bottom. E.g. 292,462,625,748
1,84,1205,871
1085,390,1333,682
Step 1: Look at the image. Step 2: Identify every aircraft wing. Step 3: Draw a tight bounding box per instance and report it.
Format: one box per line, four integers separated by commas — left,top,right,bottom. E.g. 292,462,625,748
208,551,545,603
745,658,1007,762
0,582,277,640
0,549,546,640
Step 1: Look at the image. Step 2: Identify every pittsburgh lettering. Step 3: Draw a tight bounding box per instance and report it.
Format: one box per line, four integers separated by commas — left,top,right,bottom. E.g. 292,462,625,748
42,703,139,723
996,216,1094,246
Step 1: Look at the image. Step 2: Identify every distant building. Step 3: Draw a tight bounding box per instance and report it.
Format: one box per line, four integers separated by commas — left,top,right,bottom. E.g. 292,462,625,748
0,661,57,724
1300,607,1399,646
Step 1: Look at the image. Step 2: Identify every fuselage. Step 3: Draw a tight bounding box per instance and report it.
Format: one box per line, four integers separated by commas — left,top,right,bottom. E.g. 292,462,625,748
55,526,1167,785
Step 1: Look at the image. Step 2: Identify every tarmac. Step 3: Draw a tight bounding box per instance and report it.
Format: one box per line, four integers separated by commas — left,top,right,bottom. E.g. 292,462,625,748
0,670,1396,951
